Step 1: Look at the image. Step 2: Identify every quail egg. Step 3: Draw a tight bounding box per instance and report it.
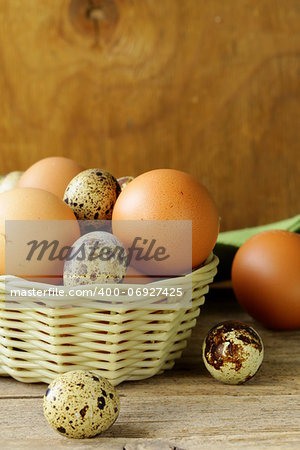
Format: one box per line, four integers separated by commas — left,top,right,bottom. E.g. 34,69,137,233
202,320,264,384
64,231,128,286
64,169,121,220
117,176,134,191
43,370,120,438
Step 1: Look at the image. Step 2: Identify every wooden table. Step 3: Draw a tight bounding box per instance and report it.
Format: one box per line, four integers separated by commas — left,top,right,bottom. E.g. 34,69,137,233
1,289,299,449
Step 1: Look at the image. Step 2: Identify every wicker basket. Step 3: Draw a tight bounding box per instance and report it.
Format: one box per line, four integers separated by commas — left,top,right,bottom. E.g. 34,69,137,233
0,254,218,385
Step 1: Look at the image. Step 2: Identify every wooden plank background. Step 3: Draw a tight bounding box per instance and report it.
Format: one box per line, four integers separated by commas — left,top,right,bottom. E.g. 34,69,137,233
0,0,299,230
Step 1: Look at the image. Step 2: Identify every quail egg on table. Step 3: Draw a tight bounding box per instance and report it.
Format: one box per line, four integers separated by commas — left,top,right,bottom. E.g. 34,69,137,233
202,321,264,384
64,169,121,220
63,231,128,286
43,370,120,439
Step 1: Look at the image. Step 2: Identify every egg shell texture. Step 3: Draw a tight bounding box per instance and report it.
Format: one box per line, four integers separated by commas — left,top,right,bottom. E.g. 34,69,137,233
64,169,121,220
0,187,80,279
43,370,120,439
63,231,128,286
203,321,264,385
232,230,300,330
17,157,82,199
112,169,219,274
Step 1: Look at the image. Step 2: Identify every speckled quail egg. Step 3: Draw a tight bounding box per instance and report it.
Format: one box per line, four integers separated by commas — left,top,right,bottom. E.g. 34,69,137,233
43,370,120,439
117,176,134,191
64,169,121,220
64,231,128,286
202,321,264,385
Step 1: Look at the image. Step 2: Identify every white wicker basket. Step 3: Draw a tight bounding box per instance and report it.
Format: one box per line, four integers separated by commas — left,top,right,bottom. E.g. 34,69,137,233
0,254,218,385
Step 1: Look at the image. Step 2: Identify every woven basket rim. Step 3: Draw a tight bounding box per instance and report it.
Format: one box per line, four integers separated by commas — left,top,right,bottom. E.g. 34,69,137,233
0,254,219,310
0,255,219,385
0,253,219,291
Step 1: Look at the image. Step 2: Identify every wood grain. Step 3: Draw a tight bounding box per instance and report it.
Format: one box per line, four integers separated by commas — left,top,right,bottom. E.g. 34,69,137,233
0,291,300,449
0,0,299,230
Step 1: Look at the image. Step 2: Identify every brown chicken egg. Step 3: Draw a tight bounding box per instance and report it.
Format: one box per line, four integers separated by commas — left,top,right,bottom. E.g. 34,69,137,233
232,230,300,330
0,188,80,283
112,169,219,276
124,265,156,284
18,156,83,199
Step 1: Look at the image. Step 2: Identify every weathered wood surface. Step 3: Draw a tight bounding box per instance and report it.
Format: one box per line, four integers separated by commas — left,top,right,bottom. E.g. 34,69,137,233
1,290,299,449
0,1,299,230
